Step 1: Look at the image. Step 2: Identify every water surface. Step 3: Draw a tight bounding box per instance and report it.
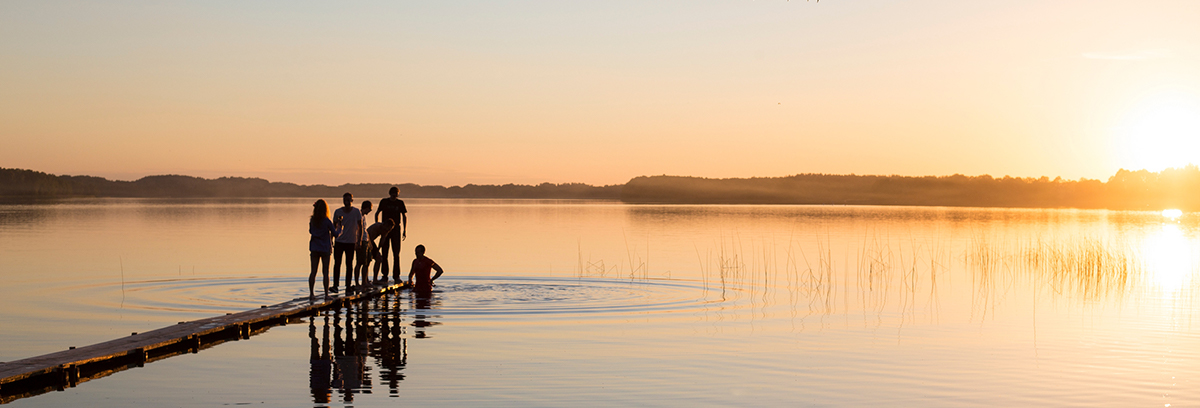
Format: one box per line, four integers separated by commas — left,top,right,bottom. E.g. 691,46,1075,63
2,198,1199,406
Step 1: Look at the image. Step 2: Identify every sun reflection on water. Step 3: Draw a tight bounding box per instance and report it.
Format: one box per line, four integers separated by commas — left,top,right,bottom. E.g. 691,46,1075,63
1145,223,1195,294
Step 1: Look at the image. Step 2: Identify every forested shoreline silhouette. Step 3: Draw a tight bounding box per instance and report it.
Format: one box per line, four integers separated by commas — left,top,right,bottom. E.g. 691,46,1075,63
4,166,1200,210
623,166,1200,210
0,168,620,200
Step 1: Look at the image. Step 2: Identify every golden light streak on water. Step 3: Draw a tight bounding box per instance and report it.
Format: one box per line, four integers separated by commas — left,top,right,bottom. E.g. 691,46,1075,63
1145,223,1194,293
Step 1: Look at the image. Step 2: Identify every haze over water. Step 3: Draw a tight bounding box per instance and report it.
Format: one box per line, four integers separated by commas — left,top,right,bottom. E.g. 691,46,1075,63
3,198,1200,406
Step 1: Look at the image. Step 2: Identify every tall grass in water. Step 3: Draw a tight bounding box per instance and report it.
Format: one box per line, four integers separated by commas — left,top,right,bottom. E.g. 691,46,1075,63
795,233,837,317
576,239,622,278
855,231,892,320
695,230,947,327
925,236,947,322
1021,236,1139,301
967,233,1145,305
696,232,752,303
967,233,1009,319
622,231,650,280
575,234,652,280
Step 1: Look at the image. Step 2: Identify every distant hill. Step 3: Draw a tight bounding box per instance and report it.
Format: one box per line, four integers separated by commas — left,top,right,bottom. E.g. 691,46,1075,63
0,168,622,200
622,167,1200,211
5,167,1199,211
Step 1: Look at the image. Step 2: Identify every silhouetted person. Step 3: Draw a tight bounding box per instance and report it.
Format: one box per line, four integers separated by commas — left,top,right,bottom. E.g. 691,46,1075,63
363,219,395,284
406,244,444,296
309,199,340,300
376,187,408,283
354,200,374,287
332,192,365,292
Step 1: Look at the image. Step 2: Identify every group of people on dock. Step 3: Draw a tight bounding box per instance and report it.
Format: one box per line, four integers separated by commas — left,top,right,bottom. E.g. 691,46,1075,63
308,187,443,300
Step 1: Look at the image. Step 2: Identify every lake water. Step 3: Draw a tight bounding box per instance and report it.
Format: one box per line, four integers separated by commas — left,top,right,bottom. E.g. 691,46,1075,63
2,198,1200,406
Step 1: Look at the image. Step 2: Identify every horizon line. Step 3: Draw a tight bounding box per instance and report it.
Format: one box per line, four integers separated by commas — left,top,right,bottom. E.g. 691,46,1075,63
7,165,1200,189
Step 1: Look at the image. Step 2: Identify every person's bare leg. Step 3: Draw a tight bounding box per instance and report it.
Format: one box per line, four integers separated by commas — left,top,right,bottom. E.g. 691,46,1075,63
379,236,391,283
354,254,364,287
321,255,331,299
332,247,343,292
391,238,402,283
359,249,370,287
373,255,383,283
343,248,355,289
309,253,319,299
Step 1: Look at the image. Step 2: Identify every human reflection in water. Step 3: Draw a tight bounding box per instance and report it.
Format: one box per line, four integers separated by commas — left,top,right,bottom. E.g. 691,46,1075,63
332,310,365,402
375,296,408,395
308,296,411,402
411,290,443,339
308,316,333,404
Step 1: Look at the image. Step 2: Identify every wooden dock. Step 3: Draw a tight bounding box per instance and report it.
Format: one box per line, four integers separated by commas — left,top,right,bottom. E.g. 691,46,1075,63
0,283,408,403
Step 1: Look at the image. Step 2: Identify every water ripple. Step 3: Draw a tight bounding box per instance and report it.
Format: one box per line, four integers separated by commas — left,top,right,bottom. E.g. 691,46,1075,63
408,276,741,318
56,275,746,319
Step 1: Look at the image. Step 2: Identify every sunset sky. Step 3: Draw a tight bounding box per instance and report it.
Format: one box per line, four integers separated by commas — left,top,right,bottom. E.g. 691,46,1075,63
3,1,1199,186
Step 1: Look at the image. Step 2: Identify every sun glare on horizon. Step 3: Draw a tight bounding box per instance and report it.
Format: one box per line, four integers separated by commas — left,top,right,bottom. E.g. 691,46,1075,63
1116,92,1200,172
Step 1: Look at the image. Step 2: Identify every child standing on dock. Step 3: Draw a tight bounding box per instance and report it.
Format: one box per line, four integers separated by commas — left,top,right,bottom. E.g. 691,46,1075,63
309,199,340,300
354,200,374,287
407,244,444,295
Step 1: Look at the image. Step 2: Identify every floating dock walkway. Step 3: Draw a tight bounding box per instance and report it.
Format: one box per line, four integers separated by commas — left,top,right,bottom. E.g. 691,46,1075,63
0,282,408,403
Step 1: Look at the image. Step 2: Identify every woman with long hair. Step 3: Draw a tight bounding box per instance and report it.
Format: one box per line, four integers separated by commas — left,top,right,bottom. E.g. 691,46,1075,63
309,199,340,300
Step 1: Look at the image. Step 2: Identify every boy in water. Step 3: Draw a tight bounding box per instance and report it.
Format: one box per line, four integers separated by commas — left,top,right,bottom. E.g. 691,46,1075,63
406,244,444,295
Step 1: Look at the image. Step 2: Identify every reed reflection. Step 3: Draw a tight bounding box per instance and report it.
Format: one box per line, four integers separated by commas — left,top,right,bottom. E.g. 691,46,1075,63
307,294,414,403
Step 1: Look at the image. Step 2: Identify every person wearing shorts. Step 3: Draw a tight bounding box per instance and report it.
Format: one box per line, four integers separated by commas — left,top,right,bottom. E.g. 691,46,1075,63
376,186,407,284
354,200,374,287
364,218,395,284
309,199,339,300
332,192,364,292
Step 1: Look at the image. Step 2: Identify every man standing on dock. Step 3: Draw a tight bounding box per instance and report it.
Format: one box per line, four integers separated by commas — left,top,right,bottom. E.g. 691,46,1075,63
376,186,407,284
332,192,365,292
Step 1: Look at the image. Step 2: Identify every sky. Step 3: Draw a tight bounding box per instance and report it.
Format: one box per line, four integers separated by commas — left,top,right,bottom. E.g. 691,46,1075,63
2,0,1200,186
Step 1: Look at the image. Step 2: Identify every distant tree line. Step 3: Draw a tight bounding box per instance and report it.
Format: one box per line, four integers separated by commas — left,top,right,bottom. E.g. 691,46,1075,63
0,168,621,200
5,166,1200,210
621,166,1200,211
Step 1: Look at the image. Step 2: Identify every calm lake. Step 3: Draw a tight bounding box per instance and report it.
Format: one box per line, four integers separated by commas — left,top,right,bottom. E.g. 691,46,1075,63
2,198,1199,406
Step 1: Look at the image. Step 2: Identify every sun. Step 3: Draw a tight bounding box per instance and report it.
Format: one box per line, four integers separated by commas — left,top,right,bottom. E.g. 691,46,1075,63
1115,92,1200,172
